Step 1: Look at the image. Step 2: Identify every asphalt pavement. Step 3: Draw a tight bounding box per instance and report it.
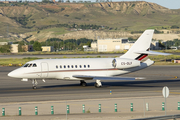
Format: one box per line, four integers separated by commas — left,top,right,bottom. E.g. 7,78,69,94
1,65,180,120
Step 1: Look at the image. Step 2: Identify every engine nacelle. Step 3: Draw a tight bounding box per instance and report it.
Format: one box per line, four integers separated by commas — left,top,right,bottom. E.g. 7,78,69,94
112,58,140,69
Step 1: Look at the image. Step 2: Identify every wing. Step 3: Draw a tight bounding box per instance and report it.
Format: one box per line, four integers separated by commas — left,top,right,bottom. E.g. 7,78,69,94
73,75,144,81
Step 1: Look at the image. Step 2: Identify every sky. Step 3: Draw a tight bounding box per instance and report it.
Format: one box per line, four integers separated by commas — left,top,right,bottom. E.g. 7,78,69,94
114,0,180,9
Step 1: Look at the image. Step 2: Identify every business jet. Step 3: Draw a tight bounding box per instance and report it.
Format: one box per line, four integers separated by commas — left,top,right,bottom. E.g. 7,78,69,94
8,29,169,89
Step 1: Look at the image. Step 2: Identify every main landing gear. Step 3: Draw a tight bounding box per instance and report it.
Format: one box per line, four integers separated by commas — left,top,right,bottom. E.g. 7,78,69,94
94,80,102,88
80,80,102,88
80,80,87,87
32,79,38,89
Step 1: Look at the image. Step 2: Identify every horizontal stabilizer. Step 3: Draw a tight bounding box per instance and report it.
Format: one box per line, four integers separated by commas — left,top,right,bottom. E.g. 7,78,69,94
134,51,171,56
73,75,144,81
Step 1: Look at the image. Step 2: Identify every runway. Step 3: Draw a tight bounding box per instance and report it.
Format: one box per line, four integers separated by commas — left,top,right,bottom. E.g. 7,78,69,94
0,65,180,103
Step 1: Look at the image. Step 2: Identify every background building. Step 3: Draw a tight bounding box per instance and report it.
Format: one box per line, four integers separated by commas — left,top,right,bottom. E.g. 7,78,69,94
22,45,33,52
0,42,8,45
41,46,54,52
151,41,161,50
91,38,163,52
91,38,134,52
11,44,18,53
91,41,98,51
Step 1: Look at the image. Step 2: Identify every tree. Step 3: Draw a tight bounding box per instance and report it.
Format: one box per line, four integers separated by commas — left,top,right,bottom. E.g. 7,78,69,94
0,44,11,53
30,40,35,44
154,29,163,34
87,41,91,47
33,41,42,51
158,41,165,49
174,39,180,47
171,25,179,29
18,41,25,52
166,40,174,49
42,0,51,3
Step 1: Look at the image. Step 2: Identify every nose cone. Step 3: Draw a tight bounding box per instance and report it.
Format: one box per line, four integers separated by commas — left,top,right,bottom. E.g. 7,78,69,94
8,71,17,78
8,69,23,78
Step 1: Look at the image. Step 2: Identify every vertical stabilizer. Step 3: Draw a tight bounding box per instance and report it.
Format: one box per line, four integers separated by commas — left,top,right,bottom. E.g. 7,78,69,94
120,29,154,60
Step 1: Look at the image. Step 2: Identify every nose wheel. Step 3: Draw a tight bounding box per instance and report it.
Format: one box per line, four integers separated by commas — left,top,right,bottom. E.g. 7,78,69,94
33,86,37,89
32,79,38,89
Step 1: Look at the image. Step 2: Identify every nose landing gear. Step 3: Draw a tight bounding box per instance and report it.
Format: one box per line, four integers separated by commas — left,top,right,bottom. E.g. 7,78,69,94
32,79,38,89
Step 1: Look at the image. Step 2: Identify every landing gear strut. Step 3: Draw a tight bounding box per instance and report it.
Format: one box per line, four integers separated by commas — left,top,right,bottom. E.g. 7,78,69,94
94,80,102,88
32,79,38,89
80,80,87,87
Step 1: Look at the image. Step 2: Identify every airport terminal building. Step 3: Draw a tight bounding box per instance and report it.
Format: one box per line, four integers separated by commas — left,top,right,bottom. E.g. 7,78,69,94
91,38,134,52
90,38,163,52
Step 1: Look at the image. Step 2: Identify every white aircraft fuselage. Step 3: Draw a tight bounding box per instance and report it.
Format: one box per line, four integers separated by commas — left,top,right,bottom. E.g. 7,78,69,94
9,58,150,80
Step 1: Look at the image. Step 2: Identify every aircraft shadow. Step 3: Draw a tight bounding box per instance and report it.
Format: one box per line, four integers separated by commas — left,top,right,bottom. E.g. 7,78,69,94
101,79,180,88
41,79,180,89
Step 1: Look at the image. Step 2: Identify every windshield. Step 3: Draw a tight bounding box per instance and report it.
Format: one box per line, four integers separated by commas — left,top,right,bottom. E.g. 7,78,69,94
23,63,37,67
23,64,29,67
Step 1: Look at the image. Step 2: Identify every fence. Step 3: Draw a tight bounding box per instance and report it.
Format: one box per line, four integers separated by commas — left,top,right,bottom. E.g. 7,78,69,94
1,96,180,117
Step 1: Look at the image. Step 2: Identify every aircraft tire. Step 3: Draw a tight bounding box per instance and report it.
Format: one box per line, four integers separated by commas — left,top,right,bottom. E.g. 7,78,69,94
33,86,37,89
81,82,87,87
94,83,100,88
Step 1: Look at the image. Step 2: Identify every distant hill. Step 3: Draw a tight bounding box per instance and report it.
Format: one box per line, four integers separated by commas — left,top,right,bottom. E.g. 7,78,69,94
0,1,180,41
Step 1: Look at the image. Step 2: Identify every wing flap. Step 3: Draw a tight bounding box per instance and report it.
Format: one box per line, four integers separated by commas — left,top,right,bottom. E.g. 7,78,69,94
73,75,144,81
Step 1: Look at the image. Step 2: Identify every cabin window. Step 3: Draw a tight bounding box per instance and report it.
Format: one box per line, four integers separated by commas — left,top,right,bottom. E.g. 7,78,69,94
79,65,82,68
56,65,58,69
28,64,32,67
60,65,62,68
33,64,37,67
88,65,90,68
71,65,73,68
68,65,70,68
84,65,86,68
64,65,66,68
23,64,29,67
75,65,77,68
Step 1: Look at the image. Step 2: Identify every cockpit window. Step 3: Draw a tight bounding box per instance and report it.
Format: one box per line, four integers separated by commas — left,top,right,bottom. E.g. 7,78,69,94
28,64,32,67
23,64,29,67
23,63,37,67
33,64,37,67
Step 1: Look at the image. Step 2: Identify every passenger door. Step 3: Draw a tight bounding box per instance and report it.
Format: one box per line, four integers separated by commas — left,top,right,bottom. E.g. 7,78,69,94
41,62,49,78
